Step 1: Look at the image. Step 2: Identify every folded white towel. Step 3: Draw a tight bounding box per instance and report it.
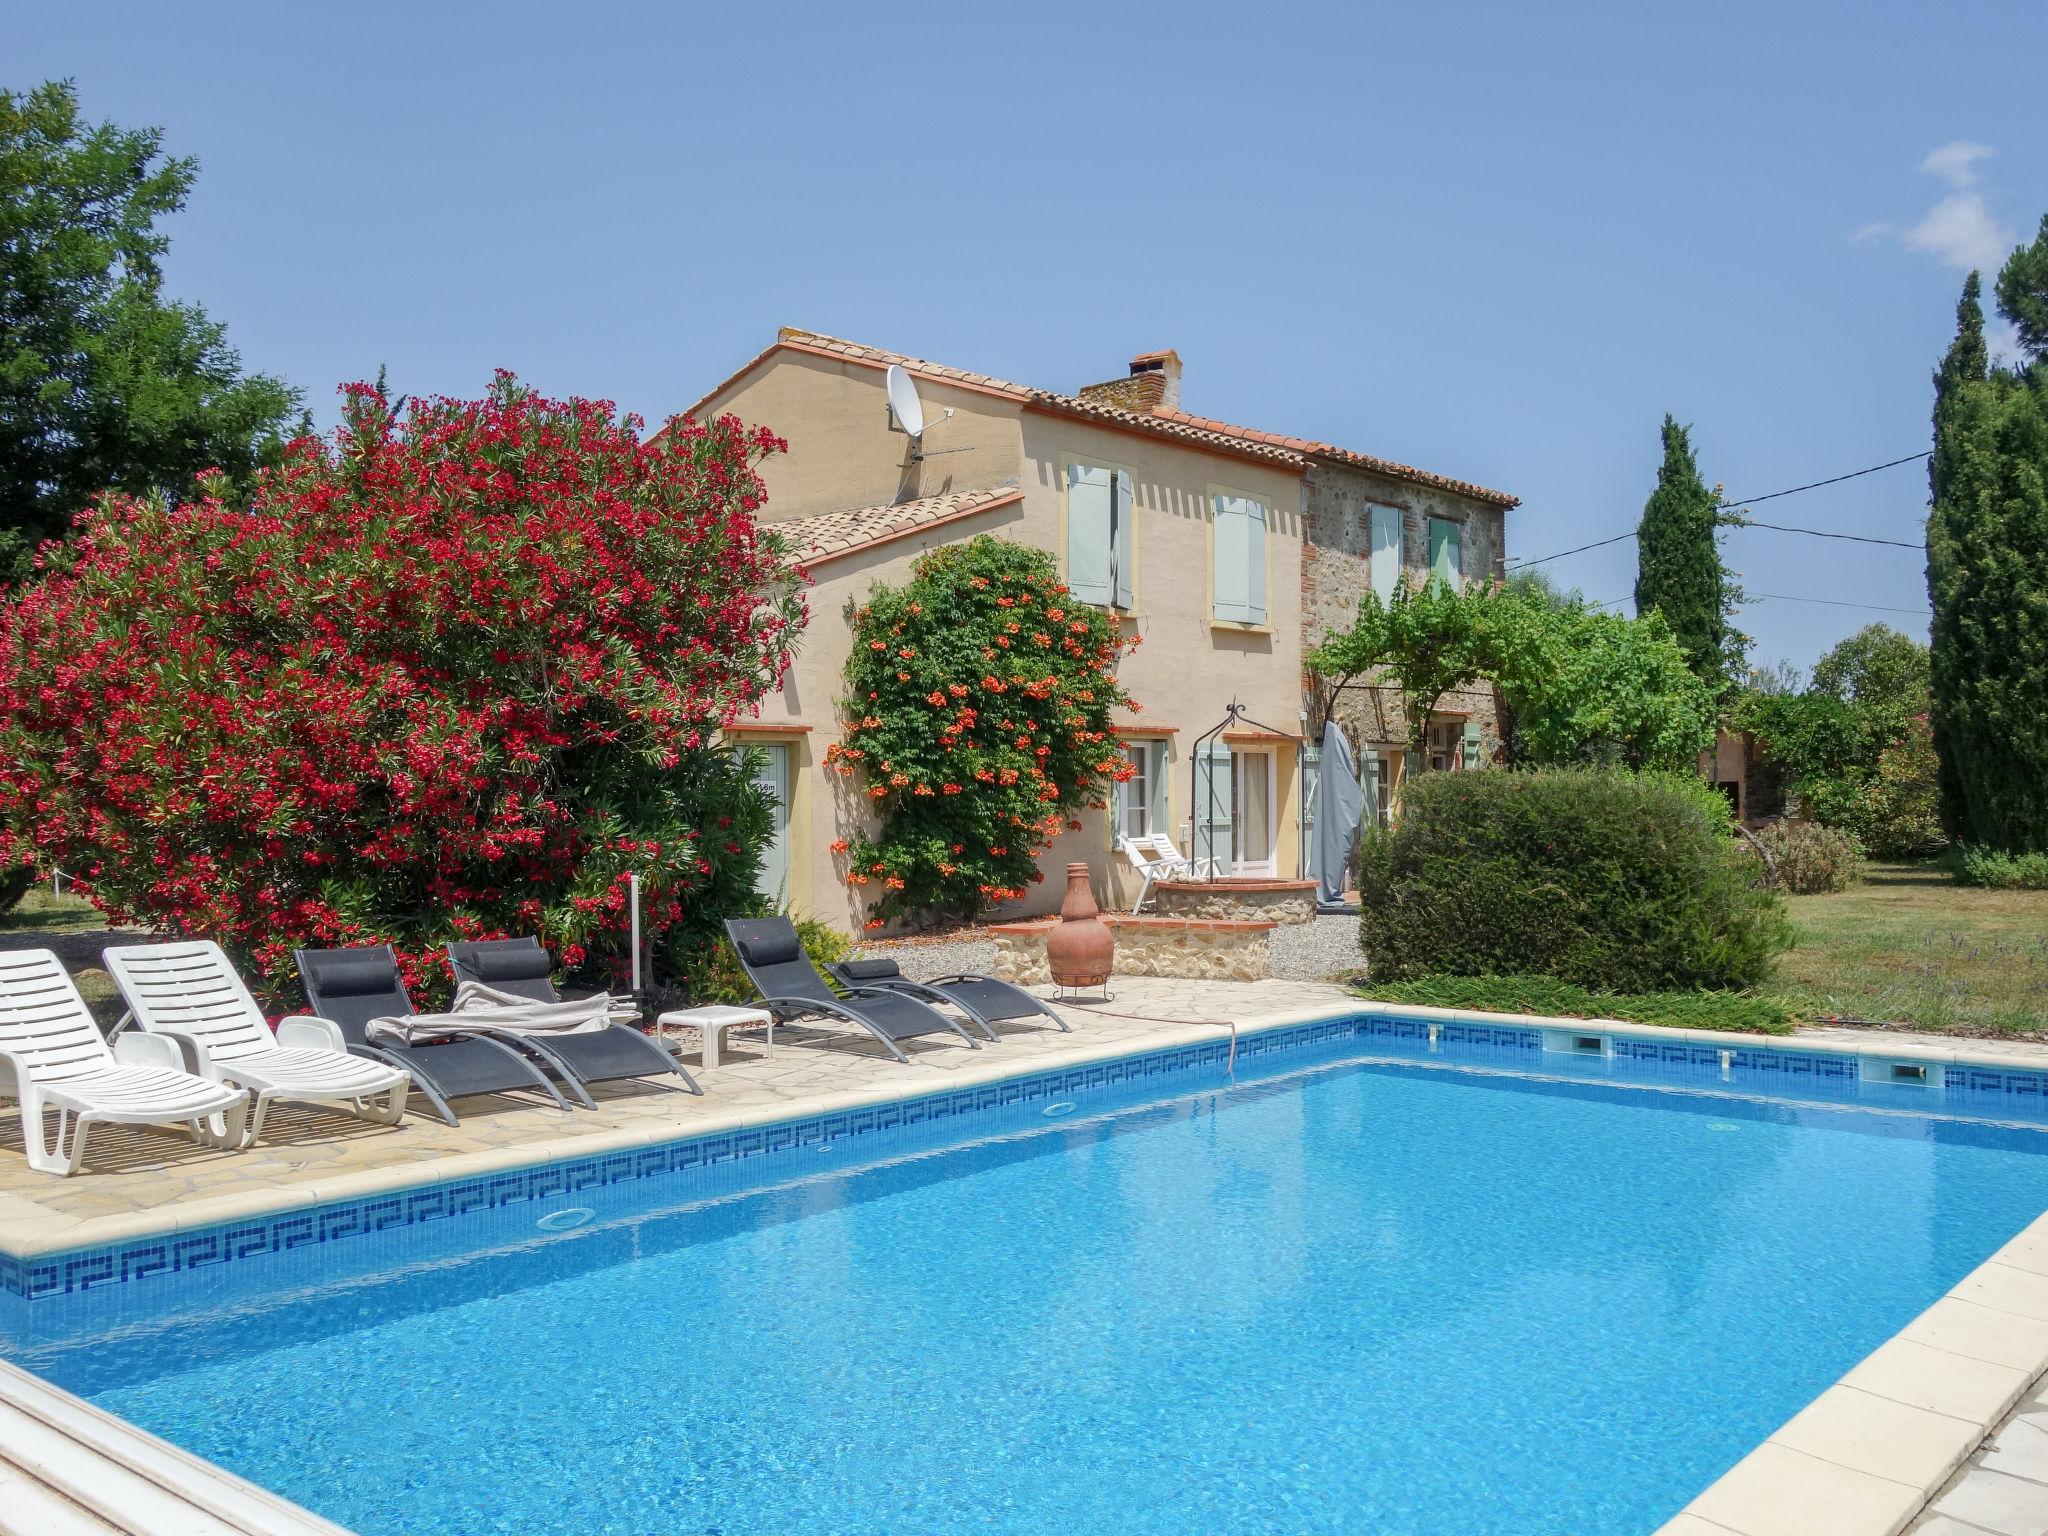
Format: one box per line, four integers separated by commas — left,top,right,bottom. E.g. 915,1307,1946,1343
367,980,618,1045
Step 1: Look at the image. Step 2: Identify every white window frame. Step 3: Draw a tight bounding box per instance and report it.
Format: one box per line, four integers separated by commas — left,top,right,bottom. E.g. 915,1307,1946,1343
1112,739,1168,842
1229,746,1277,876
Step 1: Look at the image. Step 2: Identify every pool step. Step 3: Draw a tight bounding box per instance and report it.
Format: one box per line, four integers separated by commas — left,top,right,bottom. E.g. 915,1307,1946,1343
0,1359,353,1536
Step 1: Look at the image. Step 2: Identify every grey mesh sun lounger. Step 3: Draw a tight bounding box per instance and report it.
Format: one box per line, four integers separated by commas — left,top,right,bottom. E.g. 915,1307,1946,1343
294,945,571,1126
723,917,982,1063
826,958,1070,1042
444,938,700,1096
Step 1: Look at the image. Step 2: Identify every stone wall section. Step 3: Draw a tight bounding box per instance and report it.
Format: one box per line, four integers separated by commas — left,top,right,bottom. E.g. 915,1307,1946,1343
1300,461,1510,765
993,916,1272,984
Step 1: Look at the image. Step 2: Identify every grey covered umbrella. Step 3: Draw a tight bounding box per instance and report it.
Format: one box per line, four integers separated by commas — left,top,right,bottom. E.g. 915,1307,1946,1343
1315,719,1367,912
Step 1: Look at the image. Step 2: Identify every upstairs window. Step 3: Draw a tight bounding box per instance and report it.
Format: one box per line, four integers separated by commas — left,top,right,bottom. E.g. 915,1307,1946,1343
1427,517,1463,586
1368,504,1403,604
1066,463,1134,609
1211,492,1270,625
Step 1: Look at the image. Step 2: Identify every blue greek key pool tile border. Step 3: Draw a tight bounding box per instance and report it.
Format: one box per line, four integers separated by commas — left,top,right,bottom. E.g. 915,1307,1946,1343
13,1011,2048,1303
7,1015,1361,1302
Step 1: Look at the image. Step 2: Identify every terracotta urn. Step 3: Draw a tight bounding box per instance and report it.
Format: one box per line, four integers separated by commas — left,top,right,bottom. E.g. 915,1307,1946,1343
1045,861,1113,989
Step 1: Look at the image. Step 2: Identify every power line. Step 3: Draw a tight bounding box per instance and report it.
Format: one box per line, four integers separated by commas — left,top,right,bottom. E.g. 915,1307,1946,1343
1508,449,1932,569
1741,591,1929,615
1721,451,1930,509
1508,530,1638,569
1731,520,1921,549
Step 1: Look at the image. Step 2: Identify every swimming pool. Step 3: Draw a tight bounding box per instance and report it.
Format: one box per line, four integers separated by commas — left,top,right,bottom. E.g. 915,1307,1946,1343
9,1019,2048,1535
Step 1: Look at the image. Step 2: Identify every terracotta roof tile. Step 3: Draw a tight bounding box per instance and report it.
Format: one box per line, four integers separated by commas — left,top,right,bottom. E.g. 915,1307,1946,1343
778,487,1023,568
686,328,1518,509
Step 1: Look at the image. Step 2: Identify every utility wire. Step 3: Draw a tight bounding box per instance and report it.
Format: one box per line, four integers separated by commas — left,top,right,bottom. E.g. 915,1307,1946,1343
1720,451,1930,509
1740,591,1929,615
1508,530,1638,569
1509,450,1932,568
1729,520,1921,549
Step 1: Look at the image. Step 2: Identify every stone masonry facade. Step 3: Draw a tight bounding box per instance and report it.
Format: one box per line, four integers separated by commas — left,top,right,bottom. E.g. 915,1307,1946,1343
1300,461,1510,768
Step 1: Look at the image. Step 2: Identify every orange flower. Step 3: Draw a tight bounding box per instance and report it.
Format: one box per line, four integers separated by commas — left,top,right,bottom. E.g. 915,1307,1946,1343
864,918,885,930
829,838,849,854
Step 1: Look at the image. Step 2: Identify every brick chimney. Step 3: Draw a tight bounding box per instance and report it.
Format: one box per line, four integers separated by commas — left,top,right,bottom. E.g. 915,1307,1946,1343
1077,349,1182,414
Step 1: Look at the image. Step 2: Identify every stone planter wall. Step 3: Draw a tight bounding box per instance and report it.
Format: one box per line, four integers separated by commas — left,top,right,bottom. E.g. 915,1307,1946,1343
1153,878,1318,926
991,915,1274,985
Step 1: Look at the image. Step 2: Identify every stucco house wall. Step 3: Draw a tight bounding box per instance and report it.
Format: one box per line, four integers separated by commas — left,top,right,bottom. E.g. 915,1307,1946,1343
693,340,1313,931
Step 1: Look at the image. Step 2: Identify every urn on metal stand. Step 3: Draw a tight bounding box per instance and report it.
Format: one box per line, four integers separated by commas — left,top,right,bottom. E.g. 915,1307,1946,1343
1044,862,1114,1002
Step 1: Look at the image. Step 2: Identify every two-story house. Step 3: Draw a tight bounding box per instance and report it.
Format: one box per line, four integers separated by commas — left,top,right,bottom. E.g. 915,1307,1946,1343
681,330,1514,932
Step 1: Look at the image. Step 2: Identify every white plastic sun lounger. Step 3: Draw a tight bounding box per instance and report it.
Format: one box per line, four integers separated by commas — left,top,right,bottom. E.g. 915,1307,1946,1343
104,941,408,1145
0,948,249,1176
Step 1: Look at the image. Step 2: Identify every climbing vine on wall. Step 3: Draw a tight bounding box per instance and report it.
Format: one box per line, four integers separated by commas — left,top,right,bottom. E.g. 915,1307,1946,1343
827,536,1138,926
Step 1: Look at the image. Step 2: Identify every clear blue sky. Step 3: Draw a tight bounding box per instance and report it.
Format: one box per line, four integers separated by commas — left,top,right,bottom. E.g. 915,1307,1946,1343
12,1,2044,668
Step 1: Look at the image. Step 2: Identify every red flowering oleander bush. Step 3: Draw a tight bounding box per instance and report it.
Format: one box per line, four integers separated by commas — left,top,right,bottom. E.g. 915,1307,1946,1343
0,376,806,1004
827,536,1137,926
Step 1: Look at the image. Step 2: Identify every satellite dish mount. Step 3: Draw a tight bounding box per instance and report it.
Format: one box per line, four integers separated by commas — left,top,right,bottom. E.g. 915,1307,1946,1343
885,363,964,462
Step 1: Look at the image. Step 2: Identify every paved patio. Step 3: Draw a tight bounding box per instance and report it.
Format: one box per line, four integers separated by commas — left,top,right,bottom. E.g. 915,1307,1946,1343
0,976,1357,1257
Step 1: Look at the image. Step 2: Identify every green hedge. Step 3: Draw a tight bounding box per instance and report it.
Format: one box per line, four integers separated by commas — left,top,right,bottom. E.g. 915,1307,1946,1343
1949,846,2048,890
1359,768,1791,991
1357,974,1795,1034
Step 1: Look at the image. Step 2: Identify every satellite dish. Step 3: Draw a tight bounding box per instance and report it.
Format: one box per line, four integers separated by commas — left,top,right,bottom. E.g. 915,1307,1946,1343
886,364,926,440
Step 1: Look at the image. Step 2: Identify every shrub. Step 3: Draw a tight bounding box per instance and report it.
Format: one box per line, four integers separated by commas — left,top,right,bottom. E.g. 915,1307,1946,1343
1358,767,1790,991
683,912,852,1007
0,377,806,1004
1949,846,2048,890
0,862,30,916
1356,974,1796,1035
828,536,1137,927
1751,822,1862,894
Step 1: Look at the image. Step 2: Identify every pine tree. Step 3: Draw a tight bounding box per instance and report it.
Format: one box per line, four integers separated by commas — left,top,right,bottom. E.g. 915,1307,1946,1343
1927,223,2048,852
1634,416,1736,691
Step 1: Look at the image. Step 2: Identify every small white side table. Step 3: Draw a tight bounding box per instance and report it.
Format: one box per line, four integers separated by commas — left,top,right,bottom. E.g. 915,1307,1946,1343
655,1005,774,1070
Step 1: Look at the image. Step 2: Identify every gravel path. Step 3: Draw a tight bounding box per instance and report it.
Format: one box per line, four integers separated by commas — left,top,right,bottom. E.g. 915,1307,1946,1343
1269,912,1365,982
852,934,997,982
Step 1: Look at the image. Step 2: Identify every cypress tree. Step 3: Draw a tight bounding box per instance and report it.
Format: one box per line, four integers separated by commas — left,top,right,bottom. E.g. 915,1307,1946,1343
1634,416,1734,691
1927,224,2048,852
1927,273,1988,839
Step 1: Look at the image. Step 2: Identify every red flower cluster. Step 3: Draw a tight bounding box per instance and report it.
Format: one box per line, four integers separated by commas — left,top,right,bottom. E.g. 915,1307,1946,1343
0,376,807,1003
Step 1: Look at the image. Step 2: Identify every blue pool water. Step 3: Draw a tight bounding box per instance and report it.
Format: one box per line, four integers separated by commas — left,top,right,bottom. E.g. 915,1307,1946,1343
17,1046,2048,1535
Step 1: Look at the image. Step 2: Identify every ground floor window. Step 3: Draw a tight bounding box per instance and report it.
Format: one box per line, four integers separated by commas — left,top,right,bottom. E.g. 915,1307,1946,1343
1114,739,1168,842
735,741,791,904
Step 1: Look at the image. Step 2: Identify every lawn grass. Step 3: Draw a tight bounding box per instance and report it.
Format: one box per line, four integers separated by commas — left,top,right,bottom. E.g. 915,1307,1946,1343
1353,861,2048,1041
1,886,107,935
1761,860,2048,1038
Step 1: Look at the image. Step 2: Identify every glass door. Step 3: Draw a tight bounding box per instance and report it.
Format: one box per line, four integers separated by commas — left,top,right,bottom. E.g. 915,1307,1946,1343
1230,748,1275,875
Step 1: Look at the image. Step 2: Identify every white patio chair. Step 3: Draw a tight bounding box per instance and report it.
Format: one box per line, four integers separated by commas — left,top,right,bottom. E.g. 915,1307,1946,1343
1118,832,1194,913
0,948,249,1176
104,941,408,1145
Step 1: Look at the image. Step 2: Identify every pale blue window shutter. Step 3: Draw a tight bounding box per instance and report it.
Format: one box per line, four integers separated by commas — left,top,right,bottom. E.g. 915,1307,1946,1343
1428,517,1463,586
1112,469,1135,609
1149,741,1171,833
1067,464,1113,605
1461,719,1482,770
1369,505,1403,604
1192,742,1233,874
1212,495,1268,624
